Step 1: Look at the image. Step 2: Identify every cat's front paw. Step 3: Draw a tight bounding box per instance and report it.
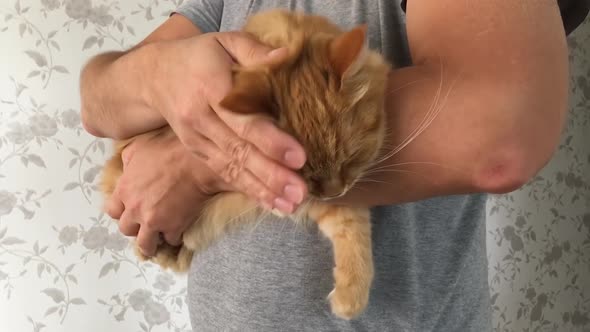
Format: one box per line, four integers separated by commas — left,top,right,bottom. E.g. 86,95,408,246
327,283,369,320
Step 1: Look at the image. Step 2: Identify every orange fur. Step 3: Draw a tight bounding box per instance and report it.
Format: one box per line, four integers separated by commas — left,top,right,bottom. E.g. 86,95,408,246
100,10,391,319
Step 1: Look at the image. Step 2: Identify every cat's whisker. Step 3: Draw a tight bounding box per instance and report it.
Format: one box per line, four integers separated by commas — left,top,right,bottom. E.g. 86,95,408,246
385,77,430,95
366,161,471,177
351,184,371,193
288,199,310,240
280,214,290,236
360,167,423,177
371,67,444,165
297,200,313,222
245,205,270,234
374,58,464,166
400,61,466,149
390,58,445,146
381,92,443,162
273,199,311,239
351,185,369,193
369,161,446,172
376,137,398,151
245,213,264,234
362,167,423,177
361,167,438,184
367,161,434,172
355,178,396,185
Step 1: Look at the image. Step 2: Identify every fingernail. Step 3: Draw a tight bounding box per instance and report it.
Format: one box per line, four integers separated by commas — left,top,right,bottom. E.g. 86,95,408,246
260,200,272,211
284,150,305,169
273,197,293,214
284,185,303,204
268,47,288,58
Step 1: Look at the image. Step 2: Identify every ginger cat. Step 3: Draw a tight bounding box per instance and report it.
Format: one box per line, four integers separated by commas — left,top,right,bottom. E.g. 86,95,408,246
101,10,391,320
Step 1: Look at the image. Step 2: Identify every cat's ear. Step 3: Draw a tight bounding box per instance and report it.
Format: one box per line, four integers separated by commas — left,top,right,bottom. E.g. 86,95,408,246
219,69,275,116
328,24,369,80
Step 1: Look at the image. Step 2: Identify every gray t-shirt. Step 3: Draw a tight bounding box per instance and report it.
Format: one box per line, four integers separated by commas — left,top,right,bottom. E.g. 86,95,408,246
175,1,492,331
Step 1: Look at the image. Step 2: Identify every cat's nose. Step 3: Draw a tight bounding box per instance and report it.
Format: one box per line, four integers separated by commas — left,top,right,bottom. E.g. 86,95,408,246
317,178,346,199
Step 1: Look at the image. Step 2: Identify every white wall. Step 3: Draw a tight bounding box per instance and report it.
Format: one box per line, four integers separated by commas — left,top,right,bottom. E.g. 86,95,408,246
486,17,590,331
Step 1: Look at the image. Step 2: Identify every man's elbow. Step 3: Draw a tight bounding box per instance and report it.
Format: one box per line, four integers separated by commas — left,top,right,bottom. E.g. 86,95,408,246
79,64,105,138
80,76,108,138
473,157,531,194
470,101,566,194
80,107,106,138
81,107,127,139
472,141,560,194
472,77,567,194
79,53,124,139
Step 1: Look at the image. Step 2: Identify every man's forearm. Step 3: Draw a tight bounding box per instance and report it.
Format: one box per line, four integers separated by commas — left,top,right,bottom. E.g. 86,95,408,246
334,65,482,207
80,46,165,139
335,60,568,207
80,14,202,139
335,0,569,208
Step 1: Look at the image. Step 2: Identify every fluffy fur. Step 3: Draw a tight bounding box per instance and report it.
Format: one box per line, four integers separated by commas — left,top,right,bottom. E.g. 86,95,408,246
101,10,391,319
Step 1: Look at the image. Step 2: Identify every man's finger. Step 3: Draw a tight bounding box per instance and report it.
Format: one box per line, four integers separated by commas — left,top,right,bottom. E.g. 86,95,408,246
182,109,304,212
121,142,137,169
163,231,183,247
118,211,140,237
204,146,295,213
105,192,125,220
181,107,294,200
136,226,160,257
222,114,307,170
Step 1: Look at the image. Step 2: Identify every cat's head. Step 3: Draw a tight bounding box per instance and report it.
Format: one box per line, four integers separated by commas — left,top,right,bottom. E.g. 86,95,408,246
220,25,391,200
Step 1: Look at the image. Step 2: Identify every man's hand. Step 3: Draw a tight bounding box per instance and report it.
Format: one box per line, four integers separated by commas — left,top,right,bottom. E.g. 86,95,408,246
81,14,307,214
146,32,307,214
105,129,227,257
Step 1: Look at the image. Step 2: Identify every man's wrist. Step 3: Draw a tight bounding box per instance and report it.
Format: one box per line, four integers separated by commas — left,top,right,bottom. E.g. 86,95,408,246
166,133,225,196
122,42,167,127
188,156,225,196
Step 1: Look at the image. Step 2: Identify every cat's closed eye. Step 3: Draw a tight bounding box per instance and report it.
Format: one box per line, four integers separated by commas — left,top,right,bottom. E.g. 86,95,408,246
320,69,330,83
341,162,360,180
310,175,323,189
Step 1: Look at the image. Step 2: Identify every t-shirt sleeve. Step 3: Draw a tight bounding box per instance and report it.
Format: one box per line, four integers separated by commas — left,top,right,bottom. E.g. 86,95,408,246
173,0,224,33
400,0,589,36
559,0,590,35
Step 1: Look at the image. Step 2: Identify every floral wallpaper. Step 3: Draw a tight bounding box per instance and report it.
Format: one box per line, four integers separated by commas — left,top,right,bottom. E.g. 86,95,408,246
0,1,190,332
0,1,587,332
486,17,590,332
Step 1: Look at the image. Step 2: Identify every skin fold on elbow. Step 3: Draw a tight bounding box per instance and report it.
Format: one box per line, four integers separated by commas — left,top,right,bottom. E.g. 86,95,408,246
79,82,109,139
472,108,566,195
79,51,131,139
474,155,531,194
470,65,568,194
79,57,106,138
80,105,105,138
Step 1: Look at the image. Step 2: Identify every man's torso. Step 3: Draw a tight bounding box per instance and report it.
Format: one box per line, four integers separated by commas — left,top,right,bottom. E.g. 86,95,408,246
176,1,492,331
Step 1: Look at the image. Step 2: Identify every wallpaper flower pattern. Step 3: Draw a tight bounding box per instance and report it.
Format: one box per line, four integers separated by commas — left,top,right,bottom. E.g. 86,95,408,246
0,1,588,331
486,18,590,331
